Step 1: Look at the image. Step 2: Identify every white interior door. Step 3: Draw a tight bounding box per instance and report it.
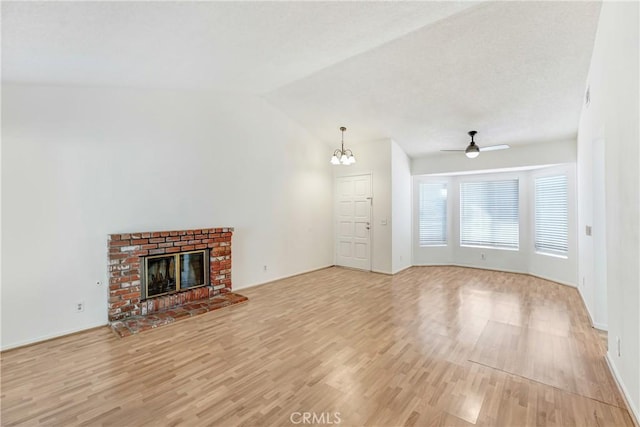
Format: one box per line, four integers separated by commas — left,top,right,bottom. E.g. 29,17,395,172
335,174,372,271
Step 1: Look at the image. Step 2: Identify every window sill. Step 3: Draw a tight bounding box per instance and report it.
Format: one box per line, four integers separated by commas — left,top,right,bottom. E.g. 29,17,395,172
535,251,568,259
459,244,519,252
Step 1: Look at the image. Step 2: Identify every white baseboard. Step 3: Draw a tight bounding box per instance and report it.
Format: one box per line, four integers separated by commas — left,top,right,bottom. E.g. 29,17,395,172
414,262,531,278
452,262,528,276
233,265,334,291
3,266,334,351
1,321,108,352
412,263,577,288
605,353,640,427
575,285,609,331
391,265,412,275
527,272,576,288
371,269,393,275
592,321,608,331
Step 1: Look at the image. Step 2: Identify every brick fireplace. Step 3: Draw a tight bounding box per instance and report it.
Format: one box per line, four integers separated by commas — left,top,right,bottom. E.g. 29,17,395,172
107,227,233,322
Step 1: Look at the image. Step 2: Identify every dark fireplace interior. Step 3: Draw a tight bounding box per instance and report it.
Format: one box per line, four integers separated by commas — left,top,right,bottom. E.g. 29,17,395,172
180,252,205,289
142,249,209,299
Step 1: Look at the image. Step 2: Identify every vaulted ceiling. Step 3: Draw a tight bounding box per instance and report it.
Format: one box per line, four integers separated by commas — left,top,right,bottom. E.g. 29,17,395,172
2,1,601,157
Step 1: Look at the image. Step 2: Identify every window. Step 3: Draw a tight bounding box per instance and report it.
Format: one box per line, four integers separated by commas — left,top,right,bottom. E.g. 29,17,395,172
535,175,568,255
418,182,447,246
460,179,519,249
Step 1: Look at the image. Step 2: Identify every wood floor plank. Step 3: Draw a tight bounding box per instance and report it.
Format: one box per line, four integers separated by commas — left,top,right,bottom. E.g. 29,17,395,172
469,320,625,408
0,266,633,426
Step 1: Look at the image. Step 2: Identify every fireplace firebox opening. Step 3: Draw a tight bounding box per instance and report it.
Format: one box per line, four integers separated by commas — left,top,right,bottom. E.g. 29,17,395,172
141,249,209,300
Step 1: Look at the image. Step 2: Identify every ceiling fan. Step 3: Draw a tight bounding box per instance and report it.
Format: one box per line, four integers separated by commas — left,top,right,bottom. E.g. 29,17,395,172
441,131,510,158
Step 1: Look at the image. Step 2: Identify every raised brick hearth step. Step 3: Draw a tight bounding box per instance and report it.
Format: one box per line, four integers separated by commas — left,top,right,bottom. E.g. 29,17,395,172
110,292,248,338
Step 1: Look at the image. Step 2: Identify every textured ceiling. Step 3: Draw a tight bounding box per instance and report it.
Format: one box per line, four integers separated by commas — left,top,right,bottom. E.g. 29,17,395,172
2,1,477,93
265,2,601,156
2,1,600,157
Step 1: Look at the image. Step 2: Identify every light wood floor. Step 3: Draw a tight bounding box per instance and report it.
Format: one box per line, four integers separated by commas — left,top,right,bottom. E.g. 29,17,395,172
1,266,634,426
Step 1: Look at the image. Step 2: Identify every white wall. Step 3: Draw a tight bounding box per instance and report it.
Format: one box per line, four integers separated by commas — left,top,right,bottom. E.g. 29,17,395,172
577,1,639,419
1,84,334,350
333,139,392,274
413,165,578,287
576,132,608,329
592,137,607,330
391,140,412,273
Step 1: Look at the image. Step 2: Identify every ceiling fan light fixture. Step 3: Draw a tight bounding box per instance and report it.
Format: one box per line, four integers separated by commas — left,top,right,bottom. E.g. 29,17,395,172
465,130,480,158
465,143,480,158
440,130,509,157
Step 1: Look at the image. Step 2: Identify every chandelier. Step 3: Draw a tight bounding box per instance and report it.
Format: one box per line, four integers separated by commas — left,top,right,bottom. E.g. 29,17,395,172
330,126,356,165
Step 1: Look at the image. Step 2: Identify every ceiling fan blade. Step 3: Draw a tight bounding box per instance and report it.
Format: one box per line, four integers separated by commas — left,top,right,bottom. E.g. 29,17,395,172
479,144,510,152
440,149,465,152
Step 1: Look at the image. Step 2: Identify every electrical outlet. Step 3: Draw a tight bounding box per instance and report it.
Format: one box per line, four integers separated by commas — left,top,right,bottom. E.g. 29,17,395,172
617,337,621,357
481,253,486,260
586,225,592,236
76,301,85,313
263,265,267,272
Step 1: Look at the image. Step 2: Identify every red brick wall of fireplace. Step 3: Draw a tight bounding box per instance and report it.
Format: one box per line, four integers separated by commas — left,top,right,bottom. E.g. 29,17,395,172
107,227,232,322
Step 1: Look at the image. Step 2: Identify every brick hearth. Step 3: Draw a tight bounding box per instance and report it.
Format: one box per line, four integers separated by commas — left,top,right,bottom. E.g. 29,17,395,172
110,292,248,337
107,227,234,322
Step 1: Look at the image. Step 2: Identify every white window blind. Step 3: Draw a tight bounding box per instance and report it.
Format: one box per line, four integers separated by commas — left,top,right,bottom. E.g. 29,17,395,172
460,179,519,249
418,182,447,246
535,175,568,255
